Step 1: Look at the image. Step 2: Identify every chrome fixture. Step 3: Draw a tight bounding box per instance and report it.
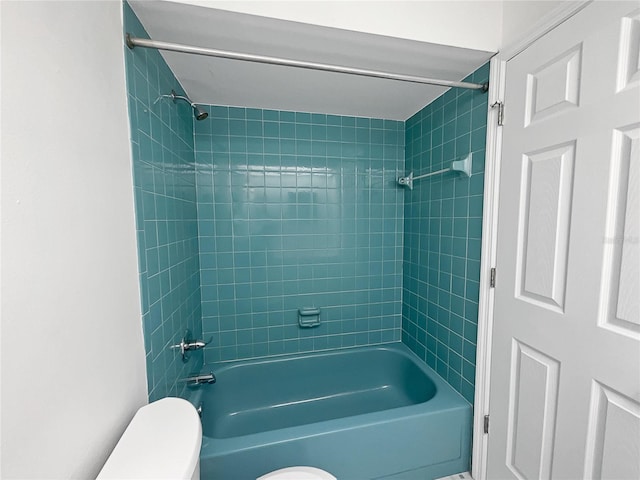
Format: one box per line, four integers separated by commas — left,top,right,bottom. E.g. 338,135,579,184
126,34,488,92
155,89,208,121
398,153,473,190
183,372,216,386
170,330,211,362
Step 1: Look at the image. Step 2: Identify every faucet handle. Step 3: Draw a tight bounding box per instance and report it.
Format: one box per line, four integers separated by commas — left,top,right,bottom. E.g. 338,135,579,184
187,337,212,349
170,332,210,363
170,339,187,356
169,329,195,362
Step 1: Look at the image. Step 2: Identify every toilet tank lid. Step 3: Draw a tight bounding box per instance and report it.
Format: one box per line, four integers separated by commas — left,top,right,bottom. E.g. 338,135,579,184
97,397,202,480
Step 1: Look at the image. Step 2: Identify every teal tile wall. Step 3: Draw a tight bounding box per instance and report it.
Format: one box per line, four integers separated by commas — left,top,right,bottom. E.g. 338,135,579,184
194,107,405,363
402,64,489,404
124,0,486,402
124,3,203,401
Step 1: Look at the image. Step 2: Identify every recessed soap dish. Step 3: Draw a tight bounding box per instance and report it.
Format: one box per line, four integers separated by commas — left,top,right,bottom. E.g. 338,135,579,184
298,307,321,328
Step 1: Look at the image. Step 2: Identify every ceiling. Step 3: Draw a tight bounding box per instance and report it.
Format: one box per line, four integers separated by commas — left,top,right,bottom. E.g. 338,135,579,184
129,1,495,120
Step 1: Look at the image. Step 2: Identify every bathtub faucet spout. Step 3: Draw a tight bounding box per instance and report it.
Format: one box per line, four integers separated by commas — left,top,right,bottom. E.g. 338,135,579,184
183,372,216,386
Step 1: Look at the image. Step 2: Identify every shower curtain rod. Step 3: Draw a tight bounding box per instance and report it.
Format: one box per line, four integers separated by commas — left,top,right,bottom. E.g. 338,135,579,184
126,35,489,92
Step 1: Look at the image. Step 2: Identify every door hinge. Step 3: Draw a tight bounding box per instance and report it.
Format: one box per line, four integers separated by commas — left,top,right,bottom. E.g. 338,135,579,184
484,415,490,434
490,267,496,288
491,101,504,126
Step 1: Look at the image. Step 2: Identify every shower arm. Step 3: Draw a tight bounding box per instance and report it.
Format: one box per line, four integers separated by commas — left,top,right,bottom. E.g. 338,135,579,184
172,92,197,109
153,90,209,121
154,90,197,109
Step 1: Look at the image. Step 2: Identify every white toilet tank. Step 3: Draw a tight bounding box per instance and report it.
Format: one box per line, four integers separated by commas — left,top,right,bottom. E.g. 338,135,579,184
97,397,202,480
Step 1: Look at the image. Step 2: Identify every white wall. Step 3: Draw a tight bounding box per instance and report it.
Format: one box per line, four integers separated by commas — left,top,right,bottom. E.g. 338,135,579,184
168,0,575,54
172,0,504,52
0,1,147,478
501,0,565,50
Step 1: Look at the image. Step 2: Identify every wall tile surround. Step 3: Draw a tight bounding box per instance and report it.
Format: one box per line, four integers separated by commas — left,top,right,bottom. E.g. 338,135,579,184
194,107,405,363
124,3,203,401
402,64,489,403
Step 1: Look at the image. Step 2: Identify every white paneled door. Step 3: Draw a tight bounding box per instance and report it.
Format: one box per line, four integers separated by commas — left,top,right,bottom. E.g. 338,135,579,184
488,2,640,479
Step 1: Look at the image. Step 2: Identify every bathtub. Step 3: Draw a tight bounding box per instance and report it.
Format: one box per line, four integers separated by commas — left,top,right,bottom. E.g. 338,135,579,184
189,343,471,480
